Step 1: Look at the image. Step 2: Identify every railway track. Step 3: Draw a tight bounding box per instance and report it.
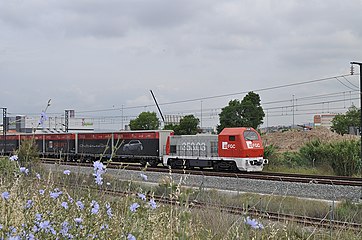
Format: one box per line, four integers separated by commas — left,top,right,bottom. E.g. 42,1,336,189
62,183,362,232
42,158,362,187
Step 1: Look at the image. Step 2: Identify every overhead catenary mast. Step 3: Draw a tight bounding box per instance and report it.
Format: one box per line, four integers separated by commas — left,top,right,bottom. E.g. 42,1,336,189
150,90,165,125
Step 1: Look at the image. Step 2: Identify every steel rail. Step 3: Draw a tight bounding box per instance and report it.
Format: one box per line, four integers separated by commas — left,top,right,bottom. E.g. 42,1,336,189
42,158,362,187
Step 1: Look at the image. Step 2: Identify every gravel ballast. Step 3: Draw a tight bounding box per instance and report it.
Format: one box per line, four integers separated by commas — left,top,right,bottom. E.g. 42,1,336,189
44,164,362,202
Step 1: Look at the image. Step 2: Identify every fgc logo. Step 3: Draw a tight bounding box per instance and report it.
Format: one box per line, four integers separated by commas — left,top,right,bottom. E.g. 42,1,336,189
222,142,236,150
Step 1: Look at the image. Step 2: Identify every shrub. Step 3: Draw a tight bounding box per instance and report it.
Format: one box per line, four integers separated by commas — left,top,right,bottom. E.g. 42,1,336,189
17,138,41,171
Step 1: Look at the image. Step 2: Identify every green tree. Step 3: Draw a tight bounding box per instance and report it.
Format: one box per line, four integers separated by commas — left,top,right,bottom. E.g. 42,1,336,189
164,115,200,135
129,111,159,130
217,92,265,133
331,106,360,135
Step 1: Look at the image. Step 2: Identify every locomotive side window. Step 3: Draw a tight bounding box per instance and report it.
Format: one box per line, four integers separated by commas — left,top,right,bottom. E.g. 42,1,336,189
243,130,259,141
229,136,236,141
170,145,177,154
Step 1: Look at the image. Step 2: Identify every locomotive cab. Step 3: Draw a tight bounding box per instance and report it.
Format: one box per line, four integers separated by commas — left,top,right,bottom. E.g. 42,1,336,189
218,127,267,168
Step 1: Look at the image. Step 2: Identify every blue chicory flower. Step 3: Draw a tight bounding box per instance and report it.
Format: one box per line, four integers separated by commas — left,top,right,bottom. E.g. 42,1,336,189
8,236,21,240
149,199,157,209
100,224,109,230
25,199,33,209
245,217,264,229
35,213,42,221
137,193,146,201
94,174,103,185
50,189,62,199
74,217,83,224
61,201,69,209
93,161,105,172
35,173,41,180
38,111,48,127
76,200,84,210
1,191,10,200
127,233,136,240
39,220,50,230
9,155,18,161
130,203,140,212
63,170,71,175
19,167,29,175
140,173,148,181
91,200,100,215
106,203,113,218
93,160,106,185
60,221,70,236
39,189,45,195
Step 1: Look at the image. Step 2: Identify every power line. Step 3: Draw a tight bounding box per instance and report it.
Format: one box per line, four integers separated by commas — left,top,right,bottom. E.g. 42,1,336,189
67,73,359,114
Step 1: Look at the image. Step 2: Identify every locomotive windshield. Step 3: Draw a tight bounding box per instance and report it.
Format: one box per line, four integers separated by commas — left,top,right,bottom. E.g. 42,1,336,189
243,130,259,141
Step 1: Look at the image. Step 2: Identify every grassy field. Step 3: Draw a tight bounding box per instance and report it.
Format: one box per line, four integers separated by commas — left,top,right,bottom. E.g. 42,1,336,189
1,156,362,239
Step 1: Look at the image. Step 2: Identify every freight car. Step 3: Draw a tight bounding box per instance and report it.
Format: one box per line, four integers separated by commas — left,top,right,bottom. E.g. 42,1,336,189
0,130,173,167
0,127,268,171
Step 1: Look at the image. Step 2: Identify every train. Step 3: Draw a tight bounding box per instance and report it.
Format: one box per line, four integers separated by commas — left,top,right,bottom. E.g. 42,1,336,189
0,127,268,172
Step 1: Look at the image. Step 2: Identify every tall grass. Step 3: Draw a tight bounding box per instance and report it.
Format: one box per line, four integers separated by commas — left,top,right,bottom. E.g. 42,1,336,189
266,139,362,176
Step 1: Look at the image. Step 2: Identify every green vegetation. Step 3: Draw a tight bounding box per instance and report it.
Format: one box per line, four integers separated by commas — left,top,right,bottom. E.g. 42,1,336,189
331,106,360,135
129,111,160,130
217,91,265,133
164,114,200,135
265,139,361,176
1,154,362,239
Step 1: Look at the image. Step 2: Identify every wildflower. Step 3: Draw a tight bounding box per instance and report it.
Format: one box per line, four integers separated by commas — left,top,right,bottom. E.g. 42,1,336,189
63,170,71,175
32,225,39,233
149,199,157,209
38,220,56,235
130,202,140,212
25,200,33,209
91,200,100,214
1,191,10,200
140,173,148,181
36,173,41,180
74,217,83,224
127,233,136,240
94,174,103,185
50,189,62,199
39,220,50,230
38,111,48,127
93,160,106,185
137,193,146,201
93,160,105,172
60,221,71,237
8,236,21,240
76,200,84,210
61,201,69,209
245,217,264,229
35,213,42,221
39,189,45,195
106,203,113,218
100,224,109,230
19,167,29,175
0,224,2,229
106,182,111,186
9,155,18,161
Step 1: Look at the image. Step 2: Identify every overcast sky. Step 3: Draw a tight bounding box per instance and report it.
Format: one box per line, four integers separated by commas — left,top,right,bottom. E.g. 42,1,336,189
1,0,362,130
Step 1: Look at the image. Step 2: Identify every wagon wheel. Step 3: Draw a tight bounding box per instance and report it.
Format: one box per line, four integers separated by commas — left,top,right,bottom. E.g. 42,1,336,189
140,159,147,167
148,159,159,167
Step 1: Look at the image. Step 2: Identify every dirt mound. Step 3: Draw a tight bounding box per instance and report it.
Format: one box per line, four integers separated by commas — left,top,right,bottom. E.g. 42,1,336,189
262,127,359,152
